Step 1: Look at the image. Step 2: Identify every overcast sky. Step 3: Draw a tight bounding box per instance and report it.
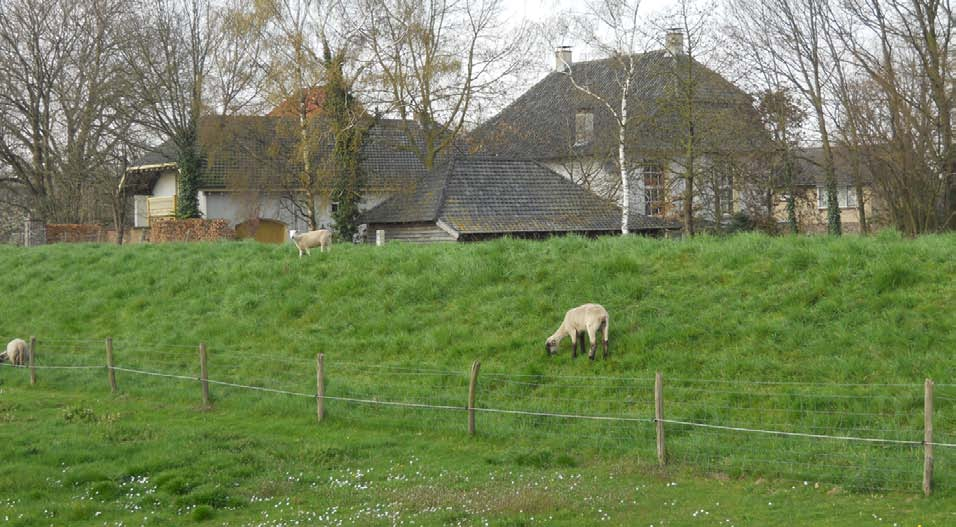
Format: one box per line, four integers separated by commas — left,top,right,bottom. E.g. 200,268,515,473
506,0,673,20
504,0,681,68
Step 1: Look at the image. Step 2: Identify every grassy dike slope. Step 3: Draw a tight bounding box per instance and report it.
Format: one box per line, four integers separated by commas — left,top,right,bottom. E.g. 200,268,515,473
0,232,955,526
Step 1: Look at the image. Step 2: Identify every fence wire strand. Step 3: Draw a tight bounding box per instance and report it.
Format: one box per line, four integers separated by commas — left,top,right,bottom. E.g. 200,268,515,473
6,351,956,495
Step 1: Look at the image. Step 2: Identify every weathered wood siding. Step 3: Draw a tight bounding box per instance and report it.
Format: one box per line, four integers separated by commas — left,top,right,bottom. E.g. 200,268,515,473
366,222,457,243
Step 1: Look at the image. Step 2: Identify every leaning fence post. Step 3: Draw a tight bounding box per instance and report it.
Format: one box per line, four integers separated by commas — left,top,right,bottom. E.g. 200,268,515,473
106,337,117,393
316,353,325,423
924,378,934,496
468,360,481,436
199,343,210,409
28,336,36,385
655,371,666,467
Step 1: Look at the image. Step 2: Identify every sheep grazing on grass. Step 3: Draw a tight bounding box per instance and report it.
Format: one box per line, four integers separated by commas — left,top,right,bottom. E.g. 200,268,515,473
545,304,610,360
289,229,332,257
1,338,28,366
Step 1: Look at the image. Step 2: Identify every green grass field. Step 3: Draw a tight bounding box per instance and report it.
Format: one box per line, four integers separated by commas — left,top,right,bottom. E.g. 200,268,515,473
1,232,955,526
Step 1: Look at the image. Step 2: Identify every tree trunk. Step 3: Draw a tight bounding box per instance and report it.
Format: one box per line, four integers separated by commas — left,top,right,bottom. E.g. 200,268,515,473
816,106,841,236
619,81,630,235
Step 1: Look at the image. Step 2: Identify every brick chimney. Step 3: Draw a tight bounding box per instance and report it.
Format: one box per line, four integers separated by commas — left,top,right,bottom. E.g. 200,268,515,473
555,46,572,72
665,29,684,55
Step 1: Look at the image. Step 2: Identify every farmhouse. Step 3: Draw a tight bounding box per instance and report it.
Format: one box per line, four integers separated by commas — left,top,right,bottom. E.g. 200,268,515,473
126,114,673,243
125,116,429,243
470,31,768,228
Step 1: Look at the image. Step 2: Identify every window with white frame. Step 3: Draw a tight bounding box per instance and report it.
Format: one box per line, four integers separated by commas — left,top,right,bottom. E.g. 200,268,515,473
642,162,664,216
719,174,734,215
817,185,858,209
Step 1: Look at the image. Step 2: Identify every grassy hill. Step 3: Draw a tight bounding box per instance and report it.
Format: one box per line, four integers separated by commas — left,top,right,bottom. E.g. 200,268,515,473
1,233,955,525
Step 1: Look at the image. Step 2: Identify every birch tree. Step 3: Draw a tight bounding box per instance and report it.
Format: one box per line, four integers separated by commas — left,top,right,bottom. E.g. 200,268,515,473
560,0,645,234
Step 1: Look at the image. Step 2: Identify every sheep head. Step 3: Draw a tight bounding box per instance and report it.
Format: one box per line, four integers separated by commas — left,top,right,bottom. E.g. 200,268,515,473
288,230,297,240
545,337,558,356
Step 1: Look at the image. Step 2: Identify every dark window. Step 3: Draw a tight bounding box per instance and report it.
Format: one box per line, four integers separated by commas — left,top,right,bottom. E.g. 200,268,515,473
331,202,339,214
575,110,594,145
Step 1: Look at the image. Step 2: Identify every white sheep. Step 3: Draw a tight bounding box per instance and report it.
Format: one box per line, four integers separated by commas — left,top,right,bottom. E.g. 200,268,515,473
545,304,610,360
1,338,28,366
289,229,332,257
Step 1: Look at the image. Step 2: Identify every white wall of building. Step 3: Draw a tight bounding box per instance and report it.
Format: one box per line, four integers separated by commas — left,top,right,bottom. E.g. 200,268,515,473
153,172,177,197
201,190,395,232
147,170,395,233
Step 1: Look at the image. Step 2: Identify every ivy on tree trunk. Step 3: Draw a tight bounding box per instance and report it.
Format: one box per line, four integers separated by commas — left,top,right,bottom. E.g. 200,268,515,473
323,41,368,241
176,127,202,219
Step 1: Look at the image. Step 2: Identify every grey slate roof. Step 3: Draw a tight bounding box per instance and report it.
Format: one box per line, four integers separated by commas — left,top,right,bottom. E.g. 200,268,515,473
361,157,677,234
128,117,428,192
469,51,768,161
792,147,873,186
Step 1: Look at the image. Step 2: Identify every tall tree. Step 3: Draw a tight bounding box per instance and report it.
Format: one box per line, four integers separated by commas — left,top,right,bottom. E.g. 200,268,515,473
657,0,720,235
836,0,954,233
357,0,531,170
323,38,370,240
560,0,646,234
0,0,136,223
756,89,807,234
124,0,221,219
731,0,842,235
257,0,326,229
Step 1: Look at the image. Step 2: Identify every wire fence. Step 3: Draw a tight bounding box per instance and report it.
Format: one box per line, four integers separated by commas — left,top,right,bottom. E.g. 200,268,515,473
2,336,953,495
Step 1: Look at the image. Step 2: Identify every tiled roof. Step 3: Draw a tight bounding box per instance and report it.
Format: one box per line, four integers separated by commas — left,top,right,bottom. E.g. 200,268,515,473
361,157,678,234
128,117,428,192
792,147,874,186
468,51,768,160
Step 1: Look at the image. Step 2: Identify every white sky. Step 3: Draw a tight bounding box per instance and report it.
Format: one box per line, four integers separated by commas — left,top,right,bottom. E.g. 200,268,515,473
506,0,673,21
504,0,682,66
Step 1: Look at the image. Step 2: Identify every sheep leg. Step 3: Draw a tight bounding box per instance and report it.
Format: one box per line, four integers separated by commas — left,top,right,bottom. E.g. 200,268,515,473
570,332,577,358
602,319,609,359
587,325,598,360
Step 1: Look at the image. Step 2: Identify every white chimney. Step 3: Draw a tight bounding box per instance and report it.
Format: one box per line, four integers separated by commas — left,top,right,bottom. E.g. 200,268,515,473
665,29,684,55
555,46,572,72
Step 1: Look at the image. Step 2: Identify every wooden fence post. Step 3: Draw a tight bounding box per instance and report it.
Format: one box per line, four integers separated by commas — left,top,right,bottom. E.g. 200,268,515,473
106,337,117,393
924,378,934,497
28,336,36,385
655,371,666,467
468,360,481,436
199,343,210,409
316,353,325,423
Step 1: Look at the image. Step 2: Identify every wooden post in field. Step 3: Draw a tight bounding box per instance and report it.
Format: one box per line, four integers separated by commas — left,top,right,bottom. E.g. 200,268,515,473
28,336,36,385
468,360,481,436
655,371,666,467
106,337,117,393
199,343,210,409
924,378,934,496
316,353,325,423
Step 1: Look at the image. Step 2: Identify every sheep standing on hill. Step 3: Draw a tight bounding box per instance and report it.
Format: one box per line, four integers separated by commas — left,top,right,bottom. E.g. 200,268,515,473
545,304,610,360
1,338,28,366
289,229,332,257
